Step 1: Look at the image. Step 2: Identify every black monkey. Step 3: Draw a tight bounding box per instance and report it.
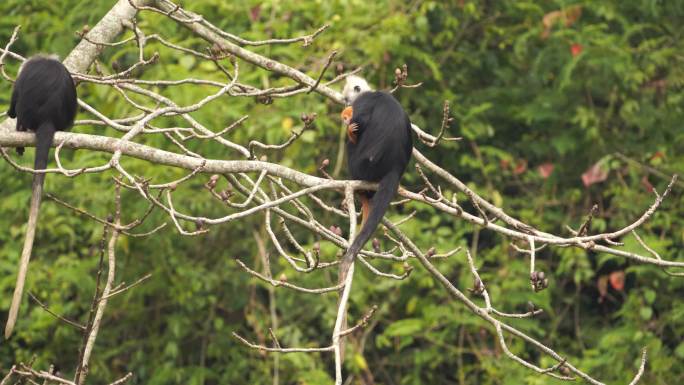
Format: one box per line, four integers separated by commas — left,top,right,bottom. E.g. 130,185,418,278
5,56,77,338
338,75,413,282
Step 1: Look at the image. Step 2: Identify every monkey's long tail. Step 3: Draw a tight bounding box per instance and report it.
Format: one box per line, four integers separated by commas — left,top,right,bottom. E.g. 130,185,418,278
336,170,401,360
5,122,56,339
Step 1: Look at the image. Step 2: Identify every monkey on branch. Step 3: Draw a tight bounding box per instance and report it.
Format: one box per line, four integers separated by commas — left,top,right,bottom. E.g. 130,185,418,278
5,56,78,338
338,75,413,282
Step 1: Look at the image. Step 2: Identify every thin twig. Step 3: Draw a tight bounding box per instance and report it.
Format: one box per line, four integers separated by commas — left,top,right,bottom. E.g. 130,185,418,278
28,292,85,330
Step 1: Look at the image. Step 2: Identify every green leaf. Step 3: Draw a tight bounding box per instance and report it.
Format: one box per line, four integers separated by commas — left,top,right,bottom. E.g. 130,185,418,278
384,318,424,337
675,342,684,359
644,289,656,304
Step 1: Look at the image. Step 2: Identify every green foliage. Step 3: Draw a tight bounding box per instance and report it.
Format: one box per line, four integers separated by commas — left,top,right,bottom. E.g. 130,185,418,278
1,0,683,384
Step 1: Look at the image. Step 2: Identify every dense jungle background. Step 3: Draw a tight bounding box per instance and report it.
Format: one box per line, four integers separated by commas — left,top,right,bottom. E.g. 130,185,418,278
1,1,683,384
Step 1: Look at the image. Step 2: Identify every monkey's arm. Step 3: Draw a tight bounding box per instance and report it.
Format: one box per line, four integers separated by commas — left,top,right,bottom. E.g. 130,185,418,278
8,86,25,155
8,86,17,118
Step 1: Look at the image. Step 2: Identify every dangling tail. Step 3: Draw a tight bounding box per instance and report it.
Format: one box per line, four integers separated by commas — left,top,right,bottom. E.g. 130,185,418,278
336,171,400,361
338,170,401,282
6,122,55,339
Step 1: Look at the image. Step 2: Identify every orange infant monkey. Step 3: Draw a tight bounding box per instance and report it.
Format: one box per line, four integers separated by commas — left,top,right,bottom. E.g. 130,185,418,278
341,106,357,144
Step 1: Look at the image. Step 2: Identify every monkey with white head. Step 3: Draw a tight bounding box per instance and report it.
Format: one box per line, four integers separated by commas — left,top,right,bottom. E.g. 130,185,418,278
338,75,413,285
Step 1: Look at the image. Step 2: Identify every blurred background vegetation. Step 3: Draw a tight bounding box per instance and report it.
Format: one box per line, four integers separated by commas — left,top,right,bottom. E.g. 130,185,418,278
1,0,683,384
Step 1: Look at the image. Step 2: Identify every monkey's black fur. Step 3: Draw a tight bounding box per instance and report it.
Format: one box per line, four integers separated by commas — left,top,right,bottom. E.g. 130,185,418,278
340,91,412,278
8,56,77,168
5,56,77,338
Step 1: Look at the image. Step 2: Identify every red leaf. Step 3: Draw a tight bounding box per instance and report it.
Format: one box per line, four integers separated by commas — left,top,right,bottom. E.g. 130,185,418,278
570,43,583,57
249,5,261,22
650,151,665,160
538,162,554,179
541,6,582,39
609,271,625,291
581,162,608,187
513,159,527,175
641,175,654,192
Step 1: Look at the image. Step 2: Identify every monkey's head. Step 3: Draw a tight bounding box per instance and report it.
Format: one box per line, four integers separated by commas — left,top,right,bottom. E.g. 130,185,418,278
342,75,371,105
17,54,61,74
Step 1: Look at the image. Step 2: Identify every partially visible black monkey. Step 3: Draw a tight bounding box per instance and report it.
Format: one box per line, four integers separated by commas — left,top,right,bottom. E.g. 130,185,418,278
5,56,77,338
338,75,413,283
